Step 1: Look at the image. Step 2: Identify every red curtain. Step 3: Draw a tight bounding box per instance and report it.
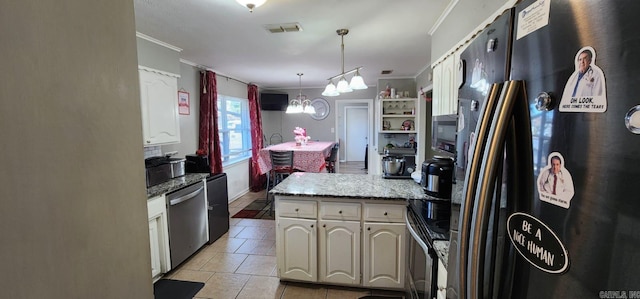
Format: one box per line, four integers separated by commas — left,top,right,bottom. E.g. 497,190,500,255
198,71,223,174
248,84,266,191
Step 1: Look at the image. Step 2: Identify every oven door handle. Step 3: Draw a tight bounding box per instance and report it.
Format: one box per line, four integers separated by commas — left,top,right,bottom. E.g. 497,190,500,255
169,186,204,206
406,214,429,253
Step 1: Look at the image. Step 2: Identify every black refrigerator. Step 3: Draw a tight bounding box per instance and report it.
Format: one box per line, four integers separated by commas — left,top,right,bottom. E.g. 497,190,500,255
450,1,640,298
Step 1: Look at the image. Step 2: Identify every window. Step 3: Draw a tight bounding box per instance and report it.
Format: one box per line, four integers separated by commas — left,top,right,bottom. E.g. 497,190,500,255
217,94,252,165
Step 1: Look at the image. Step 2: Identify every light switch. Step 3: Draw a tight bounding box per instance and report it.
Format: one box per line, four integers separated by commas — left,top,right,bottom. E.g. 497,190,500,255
331,127,335,133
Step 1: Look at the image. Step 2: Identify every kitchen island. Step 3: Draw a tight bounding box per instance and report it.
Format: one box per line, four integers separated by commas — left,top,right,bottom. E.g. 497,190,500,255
270,172,449,290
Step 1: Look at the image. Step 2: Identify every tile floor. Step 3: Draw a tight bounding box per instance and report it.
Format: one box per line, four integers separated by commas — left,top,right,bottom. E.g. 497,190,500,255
163,162,406,299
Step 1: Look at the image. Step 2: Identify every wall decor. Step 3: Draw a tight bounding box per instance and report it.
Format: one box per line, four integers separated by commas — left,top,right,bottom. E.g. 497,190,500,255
178,90,190,115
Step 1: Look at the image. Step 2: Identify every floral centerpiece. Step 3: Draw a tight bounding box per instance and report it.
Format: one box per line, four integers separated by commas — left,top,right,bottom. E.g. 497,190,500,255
293,127,311,146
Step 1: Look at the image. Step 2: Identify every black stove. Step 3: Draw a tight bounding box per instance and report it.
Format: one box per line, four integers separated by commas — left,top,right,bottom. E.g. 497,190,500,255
407,199,450,243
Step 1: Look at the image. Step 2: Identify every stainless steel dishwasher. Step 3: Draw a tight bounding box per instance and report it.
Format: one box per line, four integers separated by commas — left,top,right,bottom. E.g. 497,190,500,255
166,180,208,269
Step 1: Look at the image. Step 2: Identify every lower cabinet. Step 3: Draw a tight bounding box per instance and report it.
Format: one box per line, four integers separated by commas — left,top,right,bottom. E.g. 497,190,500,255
275,196,406,290
362,222,406,289
148,195,171,281
277,217,317,282
319,220,361,285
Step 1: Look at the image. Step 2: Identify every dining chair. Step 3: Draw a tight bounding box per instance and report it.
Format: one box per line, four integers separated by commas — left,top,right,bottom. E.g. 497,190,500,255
266,150,295,215
325,143,339,173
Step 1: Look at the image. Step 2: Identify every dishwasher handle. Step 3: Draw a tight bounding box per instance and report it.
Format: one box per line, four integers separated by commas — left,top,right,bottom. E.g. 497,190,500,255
169,186,204,206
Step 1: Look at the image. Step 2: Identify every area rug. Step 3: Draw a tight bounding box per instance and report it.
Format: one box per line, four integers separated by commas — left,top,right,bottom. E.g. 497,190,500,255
153,279,204,299
232,198,275,220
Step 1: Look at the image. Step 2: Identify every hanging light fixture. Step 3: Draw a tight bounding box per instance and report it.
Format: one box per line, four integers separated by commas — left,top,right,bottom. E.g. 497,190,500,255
323,29,368,97
286,73,316,114
235,0,267,13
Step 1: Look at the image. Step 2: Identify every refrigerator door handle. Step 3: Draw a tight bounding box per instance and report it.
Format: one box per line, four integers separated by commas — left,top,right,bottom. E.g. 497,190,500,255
458,82,503,299
468,80,524,299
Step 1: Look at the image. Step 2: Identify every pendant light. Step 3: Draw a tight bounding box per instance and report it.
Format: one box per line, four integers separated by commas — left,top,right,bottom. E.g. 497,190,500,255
286,73,316,114
235,0,267,13
323,29,368,97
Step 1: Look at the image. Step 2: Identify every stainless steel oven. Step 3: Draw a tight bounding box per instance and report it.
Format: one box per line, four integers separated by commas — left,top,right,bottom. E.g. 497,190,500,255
406,205,438,299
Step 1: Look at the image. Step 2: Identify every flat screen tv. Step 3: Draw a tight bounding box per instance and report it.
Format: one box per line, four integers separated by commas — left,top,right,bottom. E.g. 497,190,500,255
260,93,289,111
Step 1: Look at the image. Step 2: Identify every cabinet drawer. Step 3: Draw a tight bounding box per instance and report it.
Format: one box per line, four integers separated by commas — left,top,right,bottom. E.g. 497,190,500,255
278,199,317,219
319,202,361,221
363,203,406,223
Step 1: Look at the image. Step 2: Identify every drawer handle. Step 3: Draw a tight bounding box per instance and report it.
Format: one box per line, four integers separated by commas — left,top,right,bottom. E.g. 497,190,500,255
295,208,299,212
323,224,326,228
384,212,388,216
311,224,314,228
339,210,343,214
367,227,371,231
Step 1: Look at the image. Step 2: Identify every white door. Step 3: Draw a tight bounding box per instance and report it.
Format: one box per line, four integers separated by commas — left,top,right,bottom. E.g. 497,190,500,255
345,106,368,162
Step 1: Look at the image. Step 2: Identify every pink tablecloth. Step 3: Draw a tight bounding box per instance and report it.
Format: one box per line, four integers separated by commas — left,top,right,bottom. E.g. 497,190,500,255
257,141,335,174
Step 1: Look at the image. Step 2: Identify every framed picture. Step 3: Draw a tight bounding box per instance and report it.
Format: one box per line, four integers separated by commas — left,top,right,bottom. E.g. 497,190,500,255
178,90,190,115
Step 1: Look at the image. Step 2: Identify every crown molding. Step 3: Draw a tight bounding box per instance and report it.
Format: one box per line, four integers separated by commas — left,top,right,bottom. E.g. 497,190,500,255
135,32,183,52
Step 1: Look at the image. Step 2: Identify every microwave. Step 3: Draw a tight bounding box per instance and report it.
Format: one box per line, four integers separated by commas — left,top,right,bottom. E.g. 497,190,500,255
431,114,457,154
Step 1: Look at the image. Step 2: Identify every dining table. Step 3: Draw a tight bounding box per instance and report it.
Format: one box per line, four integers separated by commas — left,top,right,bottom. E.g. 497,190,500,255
257,141,335,174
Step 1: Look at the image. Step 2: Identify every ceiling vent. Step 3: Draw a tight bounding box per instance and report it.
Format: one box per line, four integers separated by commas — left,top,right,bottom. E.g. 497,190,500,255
265,23,303,33
381,70,393,75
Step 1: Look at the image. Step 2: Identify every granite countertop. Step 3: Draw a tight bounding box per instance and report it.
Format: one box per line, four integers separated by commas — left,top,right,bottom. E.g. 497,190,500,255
270,173,427,200
146,173,210,199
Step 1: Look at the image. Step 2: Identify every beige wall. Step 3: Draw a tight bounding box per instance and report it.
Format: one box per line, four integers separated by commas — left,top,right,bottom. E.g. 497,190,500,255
0,1,153,298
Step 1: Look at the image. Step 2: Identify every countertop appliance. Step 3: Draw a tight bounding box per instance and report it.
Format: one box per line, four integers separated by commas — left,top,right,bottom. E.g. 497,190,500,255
145,156,186,187
382,148,417,179
185,154,210,173
451,1,640,298
420,156,454,199
166,180,208,269
206,173,229,244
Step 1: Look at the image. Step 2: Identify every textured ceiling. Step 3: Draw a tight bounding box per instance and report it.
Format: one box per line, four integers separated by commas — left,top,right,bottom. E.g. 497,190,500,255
133,0,452,89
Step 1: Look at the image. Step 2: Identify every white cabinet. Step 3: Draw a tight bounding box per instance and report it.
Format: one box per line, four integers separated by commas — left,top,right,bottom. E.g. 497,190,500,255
437,258,447,299
318,202,361,285
275,197,406,290
139,67,180,146
362,204,406,289
432,50,462,116
276,199,318,282
380,98,418,133
319,220,360,285
147,195,171,281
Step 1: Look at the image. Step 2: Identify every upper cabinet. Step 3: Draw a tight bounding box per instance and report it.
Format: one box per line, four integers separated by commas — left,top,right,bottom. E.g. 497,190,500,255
139,67,181,146
432,50,462,116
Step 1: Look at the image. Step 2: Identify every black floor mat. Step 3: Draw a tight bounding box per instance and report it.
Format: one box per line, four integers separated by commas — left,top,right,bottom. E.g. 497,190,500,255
153,279,204,299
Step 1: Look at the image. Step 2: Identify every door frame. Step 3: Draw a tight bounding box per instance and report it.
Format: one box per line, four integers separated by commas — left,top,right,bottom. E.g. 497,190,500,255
335,99,374,170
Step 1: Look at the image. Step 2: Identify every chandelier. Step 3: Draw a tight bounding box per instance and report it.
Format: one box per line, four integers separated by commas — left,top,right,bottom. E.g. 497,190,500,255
235,0,267,13
286,73,316,114
322,29,368,97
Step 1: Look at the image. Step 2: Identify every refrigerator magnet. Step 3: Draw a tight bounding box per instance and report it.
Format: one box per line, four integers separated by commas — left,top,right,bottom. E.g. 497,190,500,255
536,152,575,209
559,46,608,113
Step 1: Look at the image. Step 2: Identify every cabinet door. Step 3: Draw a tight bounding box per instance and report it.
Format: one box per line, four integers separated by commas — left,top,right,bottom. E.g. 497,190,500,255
277,217,317,282
362,222,406,288
148,216,162,279
319,220,360,285
148,195,170,280
139,69,180,146
432,63,443,116
437,258,447,299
